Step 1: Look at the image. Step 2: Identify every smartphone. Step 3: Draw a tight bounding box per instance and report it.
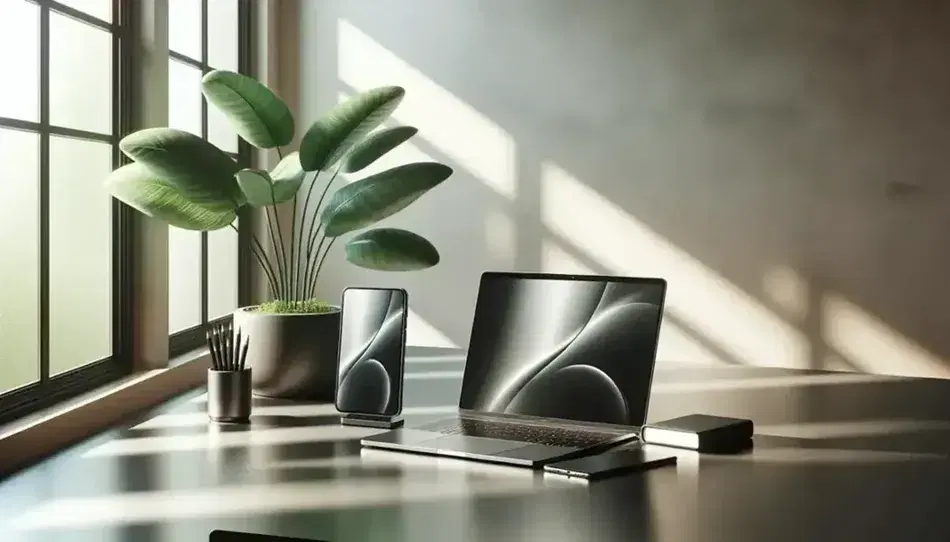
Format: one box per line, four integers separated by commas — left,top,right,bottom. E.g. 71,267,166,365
210,531,325,541
543,446,677,481
335,287,408,417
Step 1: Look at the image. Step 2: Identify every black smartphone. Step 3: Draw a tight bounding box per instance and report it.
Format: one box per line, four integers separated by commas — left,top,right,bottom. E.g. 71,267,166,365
210,531,325,541
335,287,408,417
543,446,677,481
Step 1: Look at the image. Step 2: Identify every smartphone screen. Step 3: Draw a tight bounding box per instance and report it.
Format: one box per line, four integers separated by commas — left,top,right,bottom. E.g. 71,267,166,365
544,447,677,480
335,288,408,416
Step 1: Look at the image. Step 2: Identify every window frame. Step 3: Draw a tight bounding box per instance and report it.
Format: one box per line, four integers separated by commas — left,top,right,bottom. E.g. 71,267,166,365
0,0,134,426
168,0,253,357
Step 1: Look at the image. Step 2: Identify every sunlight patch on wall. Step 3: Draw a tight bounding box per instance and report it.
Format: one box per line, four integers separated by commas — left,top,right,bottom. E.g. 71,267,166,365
485,209,516,265
762,266,809,322
335,89,437,182
540,161,810,368
337,19,517,199
822,294,949,378
656,324,730,366
541,240,595,275
541,239,727,366
407,308,458,348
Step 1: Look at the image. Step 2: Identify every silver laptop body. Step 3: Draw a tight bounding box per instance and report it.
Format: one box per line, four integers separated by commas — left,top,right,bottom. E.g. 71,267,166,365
360,272,668,468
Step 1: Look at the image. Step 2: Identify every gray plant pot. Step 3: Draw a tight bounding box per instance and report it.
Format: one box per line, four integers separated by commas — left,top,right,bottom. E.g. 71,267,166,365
232,306,341,401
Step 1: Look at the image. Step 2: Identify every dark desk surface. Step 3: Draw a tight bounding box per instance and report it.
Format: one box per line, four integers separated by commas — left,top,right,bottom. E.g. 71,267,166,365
3,346,950,541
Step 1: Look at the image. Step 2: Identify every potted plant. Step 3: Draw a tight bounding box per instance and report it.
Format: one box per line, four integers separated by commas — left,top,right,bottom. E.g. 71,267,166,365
104,70,453,400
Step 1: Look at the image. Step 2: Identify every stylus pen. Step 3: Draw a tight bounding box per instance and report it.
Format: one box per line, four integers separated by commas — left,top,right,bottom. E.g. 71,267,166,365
546,432,642,464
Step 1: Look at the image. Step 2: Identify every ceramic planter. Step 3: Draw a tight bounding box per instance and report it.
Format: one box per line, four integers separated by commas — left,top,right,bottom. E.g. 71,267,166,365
233,306,341,401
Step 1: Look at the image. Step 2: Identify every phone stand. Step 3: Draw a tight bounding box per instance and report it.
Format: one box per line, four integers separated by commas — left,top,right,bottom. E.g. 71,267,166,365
340,413,405,429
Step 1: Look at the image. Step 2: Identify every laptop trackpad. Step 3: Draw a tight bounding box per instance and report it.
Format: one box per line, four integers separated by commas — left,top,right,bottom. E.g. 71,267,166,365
424,435,526,456
501,443,579,463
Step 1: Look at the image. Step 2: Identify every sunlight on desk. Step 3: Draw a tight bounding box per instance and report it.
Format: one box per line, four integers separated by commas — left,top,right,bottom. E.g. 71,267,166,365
83,425,376,458
11,476,551,532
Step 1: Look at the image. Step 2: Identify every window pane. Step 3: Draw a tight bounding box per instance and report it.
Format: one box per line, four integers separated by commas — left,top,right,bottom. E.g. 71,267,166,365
208,225,239,318
208,104,239,153
169,228,202,333
169,59,203,137
208,0,239,71
49,137,113,375
49,12,112,135
55,0,112,23
169,0,202,59
0,1,40,122
0,129,40,393
169,56,204,333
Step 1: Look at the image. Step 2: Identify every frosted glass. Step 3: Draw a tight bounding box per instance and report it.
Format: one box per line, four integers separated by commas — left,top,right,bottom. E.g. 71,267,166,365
208,103,239,153
169,0,202,59
208,0,239,71
55,0,112,22
0,129,40,393
169,228,202,333
169,59,203,137
0,1,40,122
49,12,112,135
208,224,240,318
49,137,113,375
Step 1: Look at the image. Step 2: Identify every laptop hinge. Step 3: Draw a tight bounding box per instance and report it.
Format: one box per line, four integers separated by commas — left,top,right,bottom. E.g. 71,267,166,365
457,409,637,435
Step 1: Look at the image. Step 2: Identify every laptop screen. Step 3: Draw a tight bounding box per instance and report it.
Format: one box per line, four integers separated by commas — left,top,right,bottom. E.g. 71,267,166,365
459,273,666,427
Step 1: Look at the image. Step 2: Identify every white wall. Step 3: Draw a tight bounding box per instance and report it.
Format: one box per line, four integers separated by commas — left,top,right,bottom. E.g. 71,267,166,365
286,0,950,377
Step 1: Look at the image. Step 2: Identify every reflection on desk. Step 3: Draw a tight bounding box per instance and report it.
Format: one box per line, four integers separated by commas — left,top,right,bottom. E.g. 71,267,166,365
4,348,950,542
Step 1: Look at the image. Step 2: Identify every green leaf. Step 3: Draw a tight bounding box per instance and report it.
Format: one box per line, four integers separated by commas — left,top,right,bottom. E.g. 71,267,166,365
201,70,294,149
105,163,235,230
299,86,405,172
345,228,440,271
271,151,305,185
320,162,453,237
119,128,243,210
235,169,273,206
235,168,299,206
343,126,418,173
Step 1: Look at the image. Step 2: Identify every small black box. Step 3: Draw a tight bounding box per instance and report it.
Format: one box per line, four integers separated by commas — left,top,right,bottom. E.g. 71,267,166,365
641,414,753,453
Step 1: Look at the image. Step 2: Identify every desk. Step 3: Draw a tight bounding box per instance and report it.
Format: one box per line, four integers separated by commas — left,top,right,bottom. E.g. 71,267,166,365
3,346,950,541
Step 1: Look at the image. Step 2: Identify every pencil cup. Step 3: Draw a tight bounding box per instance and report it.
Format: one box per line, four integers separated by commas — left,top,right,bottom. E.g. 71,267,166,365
207,368,252,423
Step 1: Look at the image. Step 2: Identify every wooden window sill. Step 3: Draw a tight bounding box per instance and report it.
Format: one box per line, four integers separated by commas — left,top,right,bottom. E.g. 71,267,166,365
0,350,209,478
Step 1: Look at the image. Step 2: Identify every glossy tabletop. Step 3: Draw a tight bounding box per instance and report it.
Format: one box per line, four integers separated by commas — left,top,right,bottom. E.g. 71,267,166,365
3,346,950,541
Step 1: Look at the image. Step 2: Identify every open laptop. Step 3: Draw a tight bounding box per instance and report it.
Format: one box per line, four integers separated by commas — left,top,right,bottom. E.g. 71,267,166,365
360,272,667,468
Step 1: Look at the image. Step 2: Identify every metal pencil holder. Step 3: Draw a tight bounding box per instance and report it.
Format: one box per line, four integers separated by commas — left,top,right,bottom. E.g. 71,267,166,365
206,321,252,424
207,368,252,423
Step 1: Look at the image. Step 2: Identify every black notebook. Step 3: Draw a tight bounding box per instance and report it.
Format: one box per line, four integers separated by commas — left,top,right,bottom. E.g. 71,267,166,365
641,414,753,452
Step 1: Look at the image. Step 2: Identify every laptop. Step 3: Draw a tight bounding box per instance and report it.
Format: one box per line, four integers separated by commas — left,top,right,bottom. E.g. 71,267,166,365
360,272,667,468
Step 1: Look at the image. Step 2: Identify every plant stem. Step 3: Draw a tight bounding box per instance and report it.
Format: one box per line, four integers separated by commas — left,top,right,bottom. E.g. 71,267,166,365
263,205,286,299
297,164,342,301
230,223,279,298
249,238,280,299
288,194,298,302
300,167,335,287
293,171,319,302
276,146,284,160
303,228,326,296
305,165,342,257
309,237,338,298
268,183,291,301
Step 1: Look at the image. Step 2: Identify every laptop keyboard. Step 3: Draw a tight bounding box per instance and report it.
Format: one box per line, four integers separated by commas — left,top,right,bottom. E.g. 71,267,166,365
419,418,626,448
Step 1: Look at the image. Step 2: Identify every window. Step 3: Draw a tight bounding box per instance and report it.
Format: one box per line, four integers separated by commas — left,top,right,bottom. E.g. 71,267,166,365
168,0,250,355
0,0,132,424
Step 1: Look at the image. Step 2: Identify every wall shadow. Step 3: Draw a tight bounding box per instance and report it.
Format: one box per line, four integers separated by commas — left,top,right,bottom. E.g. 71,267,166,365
295,0,950,383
